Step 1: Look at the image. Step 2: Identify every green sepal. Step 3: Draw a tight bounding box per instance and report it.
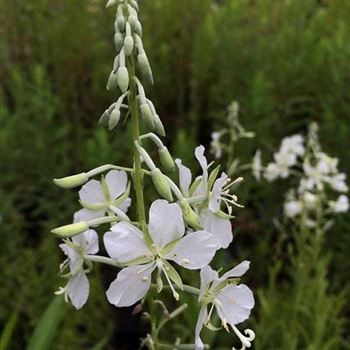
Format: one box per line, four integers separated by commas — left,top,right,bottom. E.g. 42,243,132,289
159,238,181,256
79,200,106,211
163,261,183,291
156,268,163,293
189,176,203,197
123,256,153,267
215,210,235,220
207,165,221,192
101,176,111,202
113,181,131,206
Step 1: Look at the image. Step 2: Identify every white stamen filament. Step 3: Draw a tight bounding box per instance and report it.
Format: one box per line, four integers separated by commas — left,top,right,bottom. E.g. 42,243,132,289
161,265,179,301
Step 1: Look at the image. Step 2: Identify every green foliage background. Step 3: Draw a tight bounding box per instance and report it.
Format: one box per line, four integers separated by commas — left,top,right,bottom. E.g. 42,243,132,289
1,0,349,349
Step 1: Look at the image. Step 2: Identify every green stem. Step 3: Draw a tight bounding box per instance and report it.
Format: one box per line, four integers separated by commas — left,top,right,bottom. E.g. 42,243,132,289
127,56,147,230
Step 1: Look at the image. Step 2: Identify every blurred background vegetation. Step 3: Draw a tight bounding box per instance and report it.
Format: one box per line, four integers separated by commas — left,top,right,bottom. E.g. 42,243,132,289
1,0,349,349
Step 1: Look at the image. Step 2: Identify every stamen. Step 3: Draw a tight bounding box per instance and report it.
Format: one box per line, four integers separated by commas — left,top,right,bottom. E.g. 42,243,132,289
161,265,179,301
142,276,149,282
182,258,190,264
206,303,215,325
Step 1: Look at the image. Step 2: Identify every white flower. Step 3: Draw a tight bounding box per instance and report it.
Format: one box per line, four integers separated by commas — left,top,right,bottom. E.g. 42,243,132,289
103,200,218,307
303,191,318,209
273,151,297,177
284,200,302,218
316,152,338,174
264,163,280,182
280,134,305,156
176,146,242,215
329,195,349,213
74,170,131,222
209,172,243,215
195,262,255,350
57,230,99,309
210,131,224,159
302,162,325,190
252,150,262,181
326,173,348,193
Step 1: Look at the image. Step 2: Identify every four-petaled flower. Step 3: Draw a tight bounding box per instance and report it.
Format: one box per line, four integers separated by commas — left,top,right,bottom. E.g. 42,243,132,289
75,170,131,222
57,230,99,309
103,199,218,307
195,261,255,350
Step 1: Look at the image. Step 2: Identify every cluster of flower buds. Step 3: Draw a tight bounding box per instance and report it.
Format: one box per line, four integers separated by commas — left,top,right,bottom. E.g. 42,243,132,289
52,1,255,349
210,101,254,176
252,123,349,226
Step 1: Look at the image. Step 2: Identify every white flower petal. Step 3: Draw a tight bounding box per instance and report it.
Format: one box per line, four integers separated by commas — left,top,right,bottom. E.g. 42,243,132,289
220,261,250,280
118,198,132,213
209,173,227,213
105,170,128,200
216,284,254,325
84,229,99,255
59,243,80,273
166,231,218,270
195,145,208,183
74,208,104,222
199,265,218,299
195,306,208,350
148,200,185,249
175,159,192,196
104,222,151,263
67,270,89,310
200,209,232,249
79,179,105,205
106,263,154,307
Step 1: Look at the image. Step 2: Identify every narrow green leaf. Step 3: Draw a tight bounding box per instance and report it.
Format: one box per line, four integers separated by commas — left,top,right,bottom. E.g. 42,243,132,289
26,296,67,350
0,310,19,350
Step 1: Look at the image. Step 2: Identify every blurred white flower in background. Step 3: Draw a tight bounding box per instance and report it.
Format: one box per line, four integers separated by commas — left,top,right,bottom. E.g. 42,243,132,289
329,195,349,213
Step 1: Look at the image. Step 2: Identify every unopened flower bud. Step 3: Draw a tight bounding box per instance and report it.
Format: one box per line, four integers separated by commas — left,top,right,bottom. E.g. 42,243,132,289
106,70,118,90
124,35,134,56
140,103,155,129
151,168,173,202
114,32,124,52
152,113,165,136
117,66,129,92
116,15,125,31
106,0,116,8
129,0,139,11
108,107,121,130
137,53,153,84
179,199,202,230
158,146,175,172
51,222,88,238
54,173,88,189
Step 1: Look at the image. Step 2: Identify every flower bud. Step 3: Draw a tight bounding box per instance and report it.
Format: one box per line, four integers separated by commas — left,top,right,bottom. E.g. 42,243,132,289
108,107,121,130
106,0,116,8
140,103,155,129
152,113,165,136
179,199,202,230
158,146,175,172
117,66,129,92
51,222,88,238
124,35,134,56
54,173,88,189
116,15,125,32
114,32,124,52
151,168,173,202
137,53,153,84
106,70,118,90
129,0,139,11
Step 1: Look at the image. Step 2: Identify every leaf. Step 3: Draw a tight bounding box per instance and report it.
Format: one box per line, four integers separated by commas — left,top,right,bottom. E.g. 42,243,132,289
26,296,67,350
0,310,19,350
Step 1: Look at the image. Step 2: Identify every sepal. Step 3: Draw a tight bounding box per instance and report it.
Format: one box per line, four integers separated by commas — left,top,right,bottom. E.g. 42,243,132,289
54,173,88,189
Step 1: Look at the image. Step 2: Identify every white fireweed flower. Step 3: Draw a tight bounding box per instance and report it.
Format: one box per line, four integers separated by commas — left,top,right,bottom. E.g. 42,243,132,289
273,151,297,177
210,131,225,159
103,200,218,307
284,200,302,218
280,134,305,156
326,173,348,193
264,162,280,182
75,170,131,222
329,195,349,213
195,261,255,350
252,150,262,181
56,230,99,309
176,146,243,215
302,191,318,209
302,161,326,191
316,152,338,174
